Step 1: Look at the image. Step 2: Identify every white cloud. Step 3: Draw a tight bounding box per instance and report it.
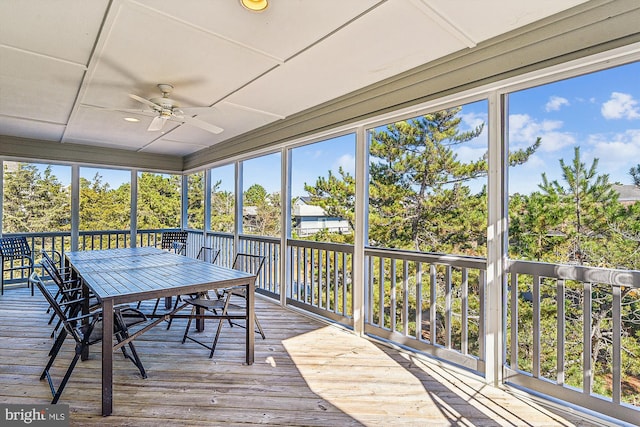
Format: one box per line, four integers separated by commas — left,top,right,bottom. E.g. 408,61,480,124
587,130,640,182
545,96,570,112
601,92,640,120
455,145,486,163
508,114,574,152
460,111,486,130
334,153,355,175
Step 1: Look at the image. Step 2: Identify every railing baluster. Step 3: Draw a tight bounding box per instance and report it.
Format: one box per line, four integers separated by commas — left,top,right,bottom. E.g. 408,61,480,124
557,279,565,386
583,281,592,394
379,256,385,328
510,272,518,369
533,274,541,378
478,270,485,362
403,259,409,337
390,259,397,333
461,268,468,355
341,251,347,315
311,247,316,306
430,264,437,345
445,265,452,349
612,285,621,405
416,262,423,341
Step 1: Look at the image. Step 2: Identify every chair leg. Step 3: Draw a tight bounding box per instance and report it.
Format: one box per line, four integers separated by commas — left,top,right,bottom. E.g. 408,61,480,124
254,315,266,340
115,331,147,379
209,317,226,358
182,306,197,344
42,330,67,377
127,341,147,378
227,294,266,340
51,351,82,404
208,293,234,358
166,295,184,330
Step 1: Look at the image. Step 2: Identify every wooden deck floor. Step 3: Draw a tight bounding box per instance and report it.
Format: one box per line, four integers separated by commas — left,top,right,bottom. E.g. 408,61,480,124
0,285,603,426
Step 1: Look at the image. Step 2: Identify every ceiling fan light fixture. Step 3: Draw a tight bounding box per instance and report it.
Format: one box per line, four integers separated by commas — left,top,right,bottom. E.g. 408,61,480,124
240,0,268,12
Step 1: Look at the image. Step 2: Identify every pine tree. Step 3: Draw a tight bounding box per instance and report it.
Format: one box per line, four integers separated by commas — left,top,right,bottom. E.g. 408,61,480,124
137,172,181,229
306,106,539,253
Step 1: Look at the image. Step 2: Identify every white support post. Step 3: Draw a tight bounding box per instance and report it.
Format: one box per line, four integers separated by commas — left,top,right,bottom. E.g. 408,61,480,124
280,148,291,306
71,165,80,251
234,162,243,253
353,126,369,336
485,91,508,386
130,170,138,248
204,168,212,243
181,175,188,230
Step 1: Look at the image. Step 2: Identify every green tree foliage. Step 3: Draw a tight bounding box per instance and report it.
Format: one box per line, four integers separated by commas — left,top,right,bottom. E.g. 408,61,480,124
137,172,181,229
510,147,640,403
2,163,70,232
305,107,539,254
243,183,280,236
187,172,204,230
210,180,234,233
80,173,130,230
631,164,640,187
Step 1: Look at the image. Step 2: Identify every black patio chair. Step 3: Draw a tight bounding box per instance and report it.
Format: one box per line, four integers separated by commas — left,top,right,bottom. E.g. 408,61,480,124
40,250,75,308
0,236,35,295
181,253,265,358
30,273,147,404
160,231,188,255
40,252,100,337
135,231,189,315
165,246,221,330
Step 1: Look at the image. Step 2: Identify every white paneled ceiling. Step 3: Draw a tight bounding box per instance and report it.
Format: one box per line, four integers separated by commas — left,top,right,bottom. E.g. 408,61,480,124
0,0,589,157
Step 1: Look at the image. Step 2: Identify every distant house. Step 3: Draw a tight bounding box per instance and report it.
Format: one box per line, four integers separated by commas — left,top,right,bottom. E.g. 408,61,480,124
292,197,351,236
613,184,640,206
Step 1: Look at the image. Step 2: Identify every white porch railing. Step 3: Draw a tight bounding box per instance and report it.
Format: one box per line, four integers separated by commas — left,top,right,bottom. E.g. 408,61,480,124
364,248,487,374
3,229,639,424
507,260,640,424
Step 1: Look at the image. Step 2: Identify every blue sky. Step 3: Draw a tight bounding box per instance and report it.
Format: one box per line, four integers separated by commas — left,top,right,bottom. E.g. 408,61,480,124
23,60,640,198
506,60,640,194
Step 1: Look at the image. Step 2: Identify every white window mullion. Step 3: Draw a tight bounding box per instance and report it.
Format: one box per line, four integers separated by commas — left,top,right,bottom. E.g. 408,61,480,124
485,90,508,386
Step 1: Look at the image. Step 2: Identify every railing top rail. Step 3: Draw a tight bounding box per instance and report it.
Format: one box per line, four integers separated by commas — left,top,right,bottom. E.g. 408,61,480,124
2,231,70,238
365,246,486,270
508,259,640,288
288,238,354,253
239,234,280,244
2,229,180,239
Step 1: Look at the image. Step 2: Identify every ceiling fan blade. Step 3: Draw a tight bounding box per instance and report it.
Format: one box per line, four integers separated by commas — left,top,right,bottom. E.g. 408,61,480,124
180,106,215,115
147,116,167,131
129,94,160,110
179,115,224,134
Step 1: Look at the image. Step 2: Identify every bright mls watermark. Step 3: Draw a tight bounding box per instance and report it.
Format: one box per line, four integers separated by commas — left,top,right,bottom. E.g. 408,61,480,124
1,404,69,426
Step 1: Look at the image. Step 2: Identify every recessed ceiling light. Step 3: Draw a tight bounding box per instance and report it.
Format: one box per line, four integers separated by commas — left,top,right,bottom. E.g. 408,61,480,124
124,117,140,122
240,0,268,12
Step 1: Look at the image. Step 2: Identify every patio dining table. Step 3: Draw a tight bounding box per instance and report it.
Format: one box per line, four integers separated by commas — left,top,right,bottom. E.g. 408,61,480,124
64,246,257,417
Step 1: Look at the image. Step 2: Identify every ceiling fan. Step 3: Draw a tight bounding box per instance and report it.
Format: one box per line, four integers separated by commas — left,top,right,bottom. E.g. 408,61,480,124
127,84,223,134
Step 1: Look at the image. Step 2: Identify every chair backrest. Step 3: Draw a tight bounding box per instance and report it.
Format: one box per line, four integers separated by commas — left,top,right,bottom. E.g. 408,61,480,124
160,231,188,251
0,236,32,260
232,253,265,276
40,253,70,292
40,250,61,267
30,273,83,342
197,247,220,264
40,254,62,282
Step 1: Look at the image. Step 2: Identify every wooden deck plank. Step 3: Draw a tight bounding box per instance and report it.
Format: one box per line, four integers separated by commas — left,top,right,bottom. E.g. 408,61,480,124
0,286,603,426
